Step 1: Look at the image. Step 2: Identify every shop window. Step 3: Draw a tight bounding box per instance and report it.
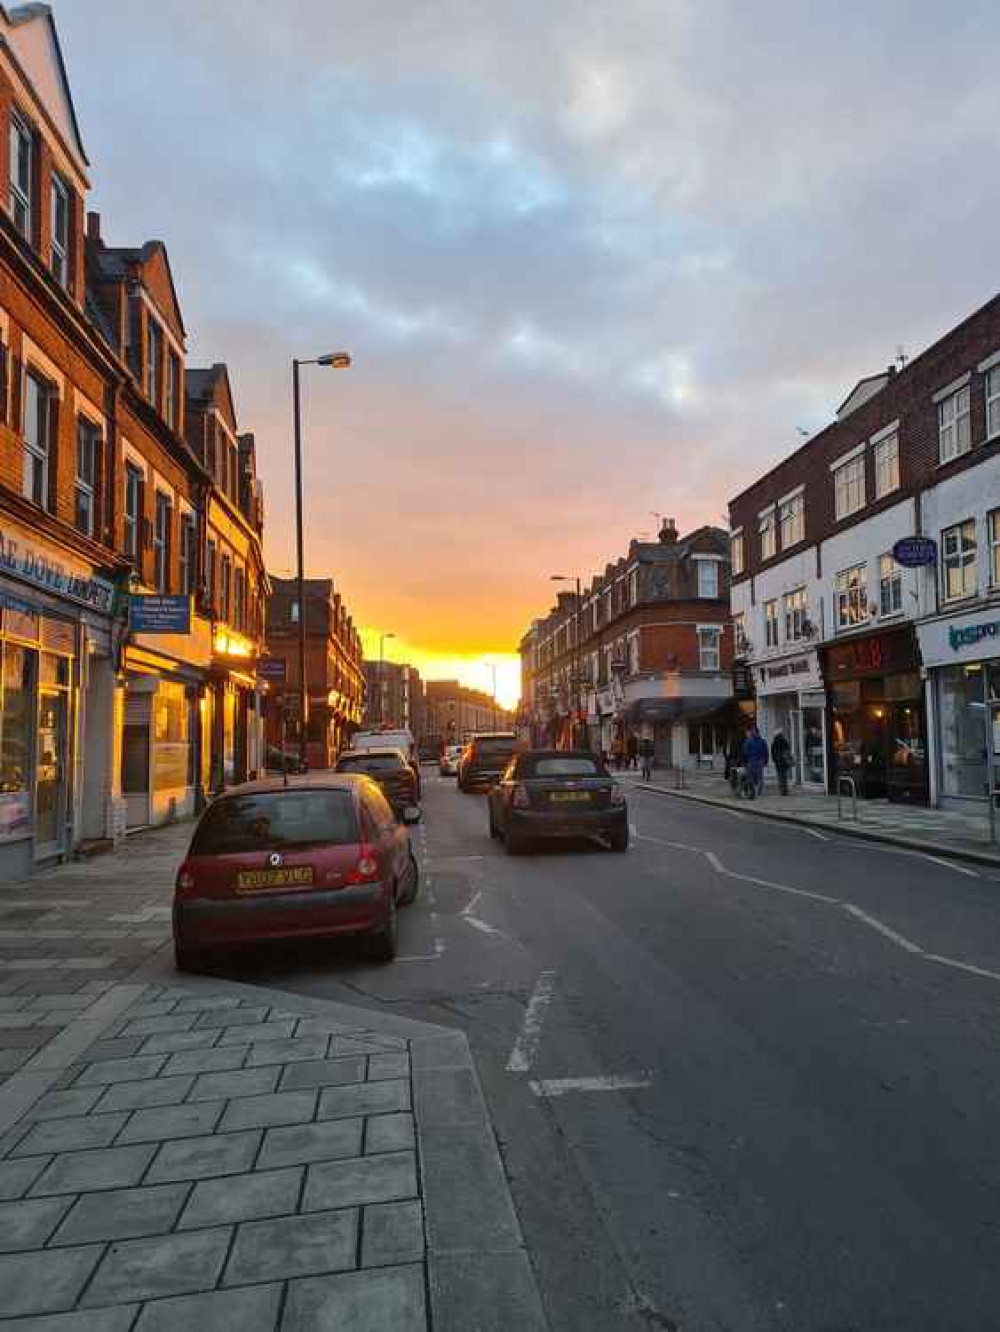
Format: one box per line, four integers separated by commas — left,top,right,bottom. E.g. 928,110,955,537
873,430,900,499
942,520,976,601
153,492,172,593
0,643,35,840
75,418,100,537
835,563,868,629
697,560,719,597
50,174,69,288
731,530,744,576
23,371,53,509
778,491,805,548
833,453,865,520
153,683,190,792
989,509,1000,588
697,625,721,671
758,508,776,560
939,665,988,798
783,587,807,642
764,599,779,648
879,554,903,616
9,113,32,240
939,384,971,463
124,464,142,561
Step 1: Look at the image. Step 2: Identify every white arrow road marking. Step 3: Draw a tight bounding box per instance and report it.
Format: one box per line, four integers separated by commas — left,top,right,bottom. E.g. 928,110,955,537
507,969,557,1072
529,1075,653,1098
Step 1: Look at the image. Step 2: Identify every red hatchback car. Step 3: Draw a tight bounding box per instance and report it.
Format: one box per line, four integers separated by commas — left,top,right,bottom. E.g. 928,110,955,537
172,775,419,970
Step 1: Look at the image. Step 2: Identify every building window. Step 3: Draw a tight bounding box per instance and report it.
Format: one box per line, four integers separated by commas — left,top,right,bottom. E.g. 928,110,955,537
9,113,32,240
124,464,142,560
50,175,69,288
153,491,172,593
731,530,744,576
205,539,217,610
146,318,162,408
628,568,638,607
220,555,232,623
778,491,804,548
879,554,903,616
783,587,807,642
986,367,1000,441
233,567,245,632
166,351,180,430
833,453,865,520
873,431,899,499
764,599,779,648
23,371,52,508
733,611,748,655
835,563,869,629
939,384,971,463
697,560,719,597
627,631,640,674
75,418,100,536
942,520,977,601
990,510,1000,588
179,513,196,594
759,509,776,561
697,625,721,671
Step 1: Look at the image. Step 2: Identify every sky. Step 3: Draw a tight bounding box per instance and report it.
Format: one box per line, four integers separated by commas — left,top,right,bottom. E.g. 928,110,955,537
56,0,1000,709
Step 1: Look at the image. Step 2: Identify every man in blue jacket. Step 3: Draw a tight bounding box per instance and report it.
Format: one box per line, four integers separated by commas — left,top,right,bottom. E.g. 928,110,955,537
742,726,769,796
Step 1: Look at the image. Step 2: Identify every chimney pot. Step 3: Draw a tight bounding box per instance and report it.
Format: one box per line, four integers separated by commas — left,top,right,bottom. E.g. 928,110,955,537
659,517,678,544
86,211,101,242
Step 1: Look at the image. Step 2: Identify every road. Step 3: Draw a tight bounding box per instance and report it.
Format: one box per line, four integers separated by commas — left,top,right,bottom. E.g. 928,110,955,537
214,770,1000,1332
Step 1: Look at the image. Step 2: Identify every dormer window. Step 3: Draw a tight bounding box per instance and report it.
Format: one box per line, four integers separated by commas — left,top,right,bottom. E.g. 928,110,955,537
50,175,69,288
9,113,32,240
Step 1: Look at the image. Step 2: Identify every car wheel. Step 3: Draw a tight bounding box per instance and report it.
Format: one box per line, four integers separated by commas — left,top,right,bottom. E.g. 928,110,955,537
368,890,398,961
174,940,205,973
608,826,629,853
399,853,419,906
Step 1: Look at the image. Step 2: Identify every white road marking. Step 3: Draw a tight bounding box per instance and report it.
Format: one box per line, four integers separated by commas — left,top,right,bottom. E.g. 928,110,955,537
841,904,923,953
704,851,726,875
924,953,1000,982
464,916,504,937
800,826,830,841
636,833,705,854
726,870,841,906
864,844,980,878
529,1075,653,1098
507,969,557,1073
396,953,440,962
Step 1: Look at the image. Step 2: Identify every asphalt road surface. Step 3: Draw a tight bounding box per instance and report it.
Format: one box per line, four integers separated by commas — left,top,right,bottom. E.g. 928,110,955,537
213,770,1000,1332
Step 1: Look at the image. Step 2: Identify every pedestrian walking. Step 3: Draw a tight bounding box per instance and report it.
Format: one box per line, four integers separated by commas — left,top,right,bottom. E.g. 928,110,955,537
771,730,793,796
640,736,654,781
612,736,625,770
741,726,769,797
724,730,742,786
626,732,639,770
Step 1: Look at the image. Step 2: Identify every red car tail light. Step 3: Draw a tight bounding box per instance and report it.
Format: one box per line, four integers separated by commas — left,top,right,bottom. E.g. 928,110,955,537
175,863,196,897
346,845,380,884
512,784,530,808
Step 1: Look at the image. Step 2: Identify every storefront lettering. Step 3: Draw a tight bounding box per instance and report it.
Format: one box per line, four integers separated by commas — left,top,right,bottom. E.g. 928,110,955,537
0,531,115,615
949,620,1000,651
765,658,813,680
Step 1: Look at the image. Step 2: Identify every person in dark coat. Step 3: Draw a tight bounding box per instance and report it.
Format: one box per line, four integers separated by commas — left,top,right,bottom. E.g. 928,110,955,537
741,726,769,796
639,736,654,781
771,729,793,795
626,733,639,769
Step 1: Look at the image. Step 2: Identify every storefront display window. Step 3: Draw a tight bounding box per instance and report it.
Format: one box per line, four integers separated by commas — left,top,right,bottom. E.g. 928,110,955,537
938,665,987,799
153,682,191,792
0,644,35,841
801,706,826,785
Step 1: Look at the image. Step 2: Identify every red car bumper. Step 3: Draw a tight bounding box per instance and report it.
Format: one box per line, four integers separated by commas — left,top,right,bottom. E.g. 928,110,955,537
173,883,389,950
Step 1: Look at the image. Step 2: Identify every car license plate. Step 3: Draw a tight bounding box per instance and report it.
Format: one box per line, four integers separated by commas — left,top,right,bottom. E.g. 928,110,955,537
236,866,314,892
549,791,591,804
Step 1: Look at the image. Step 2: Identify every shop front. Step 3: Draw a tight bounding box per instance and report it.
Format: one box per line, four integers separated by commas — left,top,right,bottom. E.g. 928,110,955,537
753,649,827,789
209,626,264,792
917,607,1000,826
823,625,927,804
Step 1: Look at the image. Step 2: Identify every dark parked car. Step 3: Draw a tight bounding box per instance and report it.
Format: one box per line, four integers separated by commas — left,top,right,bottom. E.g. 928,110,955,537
487,749,628,853
172,774,419,969
458,732,520,792
334,748,421,821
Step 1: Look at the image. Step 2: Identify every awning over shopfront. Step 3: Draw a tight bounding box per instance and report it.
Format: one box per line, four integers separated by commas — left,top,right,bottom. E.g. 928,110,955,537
624,696,737,723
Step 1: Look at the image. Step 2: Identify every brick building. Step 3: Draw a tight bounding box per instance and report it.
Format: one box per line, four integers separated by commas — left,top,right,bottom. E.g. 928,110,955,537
522,521,734,764
424,680,513,747
265,577,364,769
729,292,1000,815
362,660,424,738
0,5,267,871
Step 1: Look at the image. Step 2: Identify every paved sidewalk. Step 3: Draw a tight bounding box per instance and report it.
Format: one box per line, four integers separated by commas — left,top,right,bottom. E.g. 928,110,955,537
0,825,546,1330
622,767,1000,866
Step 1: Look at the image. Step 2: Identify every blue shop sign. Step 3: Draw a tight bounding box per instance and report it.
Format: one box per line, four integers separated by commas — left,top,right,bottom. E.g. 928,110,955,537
259,657,287,682
892,536,937,568
949,618,1000,652
130,595,191,635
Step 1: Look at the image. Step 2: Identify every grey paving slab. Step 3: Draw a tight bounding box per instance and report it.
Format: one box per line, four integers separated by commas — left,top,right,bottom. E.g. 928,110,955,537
289,1017,369,1039
278,1057,366,1092
29,1144,156,1196
192,1004,269,1030
77,1037,146,1064
303,1151,418,1212
244,1035,329,1067
0,1306,138,1332
121,1013,197,1037
0,1195,73,1252
25,1087,104,1122
92,1075,194,1113
12,1112,129,1158
138,1029,221,1056
117,1100,224,1145
218,1088,318,1132
0,1244,103,1317
0,1156,50,1199
318,1079,410,1120
282,1264,426,1332
171,995,243,1013
82,1227,231,1307
257,1118,364,1171
178,1166,302,1229
51,1184,189,1245
428,1251,548,1332
419,1121,522,1254
120,1000,178,1021
330,1033,408,1052
217,1020,296,1045
412,1067,487,1126
74,1055,167,1087
361,1199,424,1267
161,1046,245,1077
185,1066,279,1102
145,1130,261,1184
133,1283,283,1332
365,1113,415,1155
367,1052,410,1081
409,1032,473,1071
223,1207,357,1285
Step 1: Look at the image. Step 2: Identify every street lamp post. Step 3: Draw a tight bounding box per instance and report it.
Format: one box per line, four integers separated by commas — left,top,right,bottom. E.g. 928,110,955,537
550,574,582,749
378,632,395,726
291,351,350,772
485,662,499,731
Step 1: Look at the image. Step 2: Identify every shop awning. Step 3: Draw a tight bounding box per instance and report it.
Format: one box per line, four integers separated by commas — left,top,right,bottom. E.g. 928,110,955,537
624,696,735,723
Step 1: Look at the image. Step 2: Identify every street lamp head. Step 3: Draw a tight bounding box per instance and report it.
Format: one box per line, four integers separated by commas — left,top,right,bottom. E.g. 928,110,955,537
550,574,570,582
317,352,351,369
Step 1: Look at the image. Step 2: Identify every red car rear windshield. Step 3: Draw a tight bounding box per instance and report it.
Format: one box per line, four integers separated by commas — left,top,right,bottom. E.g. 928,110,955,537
190,790,358,856
473,739,516,757
337,755,406,773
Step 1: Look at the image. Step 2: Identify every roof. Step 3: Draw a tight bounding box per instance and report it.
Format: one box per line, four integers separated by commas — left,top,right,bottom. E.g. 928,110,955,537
89,239,187,339
210,773,366,798
1,4,89,173
186,363,237,428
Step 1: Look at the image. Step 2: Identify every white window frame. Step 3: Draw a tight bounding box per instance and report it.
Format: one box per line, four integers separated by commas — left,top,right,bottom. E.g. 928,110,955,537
166,351,178,430
991,510,1000,589
731,528,744,576
627,629,640,675
153,490,172,593
833,452,865,520
938,383,971,463
9,112,32,240
878,554,903,617
124,462,142,561
733,611,747,655
627,567,638,608
872,428,900,499
778,489,804,549
146,317,162,408
697,559,719,598
835,563,869,630
763,598,779,649
697,624,721,671
178,511,196,595
50,173,69,288
986,366,1000,442
22,368,51,508
758,507,776,561
74,416,100,537
783,587,807,642
942,519,977,602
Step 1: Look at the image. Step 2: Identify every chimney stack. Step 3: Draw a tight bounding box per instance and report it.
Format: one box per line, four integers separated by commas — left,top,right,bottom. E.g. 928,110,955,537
86,211,101,243
658,517,678,544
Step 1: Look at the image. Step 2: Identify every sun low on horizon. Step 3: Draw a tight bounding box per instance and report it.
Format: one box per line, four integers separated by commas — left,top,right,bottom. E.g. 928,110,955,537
359,630,521,712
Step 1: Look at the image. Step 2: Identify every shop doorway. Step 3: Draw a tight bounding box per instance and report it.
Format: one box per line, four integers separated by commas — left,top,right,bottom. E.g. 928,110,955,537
123,692,151,828
34,688,67,859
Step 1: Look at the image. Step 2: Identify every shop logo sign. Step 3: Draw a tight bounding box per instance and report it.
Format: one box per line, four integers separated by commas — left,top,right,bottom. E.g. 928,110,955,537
949,619,1000,651
0,529,115,614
